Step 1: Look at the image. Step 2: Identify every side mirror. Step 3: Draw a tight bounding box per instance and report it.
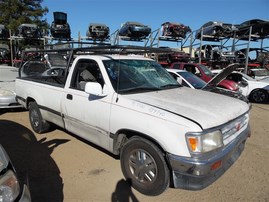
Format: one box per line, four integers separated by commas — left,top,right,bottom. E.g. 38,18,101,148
239,79,248,87
85,82,107,96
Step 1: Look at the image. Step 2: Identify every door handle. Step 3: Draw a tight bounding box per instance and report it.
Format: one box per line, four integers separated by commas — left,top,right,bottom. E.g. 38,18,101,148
66,94,73,100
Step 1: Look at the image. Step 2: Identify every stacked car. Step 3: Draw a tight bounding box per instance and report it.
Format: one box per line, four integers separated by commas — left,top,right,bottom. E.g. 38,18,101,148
0,24,9,39
161,22,191,39
50,11,71,40
86,23,110,40
118,21,151,40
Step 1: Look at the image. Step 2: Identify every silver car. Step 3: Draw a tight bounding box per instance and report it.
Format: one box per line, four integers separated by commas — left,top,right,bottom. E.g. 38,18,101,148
0,144,31,201
0,65,22,109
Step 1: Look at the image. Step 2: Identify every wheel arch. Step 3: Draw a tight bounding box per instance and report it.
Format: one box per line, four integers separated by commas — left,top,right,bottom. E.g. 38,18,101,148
112,129,167,157
25,97,37,109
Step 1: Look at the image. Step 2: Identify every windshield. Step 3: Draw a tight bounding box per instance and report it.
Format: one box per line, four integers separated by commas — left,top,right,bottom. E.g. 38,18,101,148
103,59,179,93
199,64,214,76
243,73,256,81
178,71,206,89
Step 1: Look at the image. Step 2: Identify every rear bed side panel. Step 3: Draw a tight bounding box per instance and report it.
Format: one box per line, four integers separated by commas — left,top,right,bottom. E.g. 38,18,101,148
16,78,65,127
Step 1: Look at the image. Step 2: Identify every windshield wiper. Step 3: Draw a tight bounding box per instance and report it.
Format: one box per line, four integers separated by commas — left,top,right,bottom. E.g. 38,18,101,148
159,84,181,89
119,87,160,94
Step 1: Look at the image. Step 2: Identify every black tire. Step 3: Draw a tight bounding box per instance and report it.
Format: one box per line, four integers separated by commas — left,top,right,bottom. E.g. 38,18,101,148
120,136,170,196
249,89,268,103
28,101,50,134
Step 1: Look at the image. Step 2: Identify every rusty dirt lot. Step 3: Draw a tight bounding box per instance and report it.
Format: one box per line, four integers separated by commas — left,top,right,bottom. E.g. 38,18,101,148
0,103,269,202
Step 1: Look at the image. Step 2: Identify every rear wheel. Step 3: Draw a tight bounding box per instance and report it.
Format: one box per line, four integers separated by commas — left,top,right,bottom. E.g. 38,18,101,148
249,89,268,103
120,136,170,196
28,101,50,133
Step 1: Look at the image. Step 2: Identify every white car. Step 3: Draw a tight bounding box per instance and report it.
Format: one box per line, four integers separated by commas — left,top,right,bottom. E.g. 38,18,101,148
0,65,22,108
167,66,249,103
226,71,269,103
166,68,206,89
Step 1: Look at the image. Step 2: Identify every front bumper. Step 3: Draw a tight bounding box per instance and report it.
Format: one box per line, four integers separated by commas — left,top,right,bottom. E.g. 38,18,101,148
167,124,250,190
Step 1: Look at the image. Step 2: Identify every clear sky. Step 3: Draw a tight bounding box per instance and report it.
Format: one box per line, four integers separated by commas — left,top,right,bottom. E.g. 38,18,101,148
41,0,269,47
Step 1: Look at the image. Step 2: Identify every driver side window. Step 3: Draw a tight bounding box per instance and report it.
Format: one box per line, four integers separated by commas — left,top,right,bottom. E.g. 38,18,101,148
71,59,104,91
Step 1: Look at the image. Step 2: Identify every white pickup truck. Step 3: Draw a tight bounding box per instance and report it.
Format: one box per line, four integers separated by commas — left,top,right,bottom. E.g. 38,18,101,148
15,46,251,196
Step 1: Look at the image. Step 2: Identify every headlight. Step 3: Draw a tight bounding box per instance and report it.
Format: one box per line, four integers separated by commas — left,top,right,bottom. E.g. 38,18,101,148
186,130,223,153
0,170,20,202
0,89,15,97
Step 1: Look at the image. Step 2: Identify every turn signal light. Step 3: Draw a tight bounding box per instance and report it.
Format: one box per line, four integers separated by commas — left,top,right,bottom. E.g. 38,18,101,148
211,160,222,170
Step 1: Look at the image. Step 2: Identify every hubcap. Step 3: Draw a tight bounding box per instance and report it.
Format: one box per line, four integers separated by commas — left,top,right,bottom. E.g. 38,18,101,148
253,91,266,102
128,149,157,184
31,109,40,127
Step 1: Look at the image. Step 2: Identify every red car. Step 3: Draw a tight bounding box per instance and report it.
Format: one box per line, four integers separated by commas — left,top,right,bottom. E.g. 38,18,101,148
164,62,239,91
161,22,191,39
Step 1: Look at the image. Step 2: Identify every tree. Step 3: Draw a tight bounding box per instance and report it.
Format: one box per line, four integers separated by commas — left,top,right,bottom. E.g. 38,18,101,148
0,0,49,35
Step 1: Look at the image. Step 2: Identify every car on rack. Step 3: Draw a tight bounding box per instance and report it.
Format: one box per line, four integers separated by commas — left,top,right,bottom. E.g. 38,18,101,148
157,48,190,63
86,23,110,40
0,24,9,39
196,21,236,41
50,11,71,39
0,144,31,201
17,23,42,38
0,43,11,65
235,19,269,39
161,22,191,39
235,48,269,68
165,62,240,91
226,71,269,103
118,21,151,40
195,44,237,63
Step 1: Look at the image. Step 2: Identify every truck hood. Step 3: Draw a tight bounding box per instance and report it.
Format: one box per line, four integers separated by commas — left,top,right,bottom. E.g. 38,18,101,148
125,87,249,129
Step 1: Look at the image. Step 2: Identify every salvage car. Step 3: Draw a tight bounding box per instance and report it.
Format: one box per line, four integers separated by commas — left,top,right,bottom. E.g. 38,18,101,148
167,65,249,103
166,62,240,91
0,65,22,108
157,48,190,63
195,44,237,63
196,21,236,40
235,48,269,68
50,11,71,39
235,19,269,38
118,21,151,40
17,23,41,38
161,22,191,39
0,144,31,201
86,23,110,40
0,44,11,64
226,71,269,103
0,24,9,39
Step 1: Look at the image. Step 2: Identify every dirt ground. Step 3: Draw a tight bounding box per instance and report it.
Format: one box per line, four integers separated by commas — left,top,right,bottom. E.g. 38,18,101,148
0,103,269,202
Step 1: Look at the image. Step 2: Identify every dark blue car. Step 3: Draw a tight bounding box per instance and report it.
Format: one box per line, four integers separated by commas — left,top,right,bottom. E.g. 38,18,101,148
118,21,151,40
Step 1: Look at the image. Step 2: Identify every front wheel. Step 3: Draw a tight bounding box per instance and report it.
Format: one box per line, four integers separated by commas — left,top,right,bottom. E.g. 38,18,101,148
28,101,50,134
249,89,268,103
120,136,170,196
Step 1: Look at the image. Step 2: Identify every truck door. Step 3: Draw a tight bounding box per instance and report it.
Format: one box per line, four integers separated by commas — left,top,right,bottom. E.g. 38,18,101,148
62,59,111,150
